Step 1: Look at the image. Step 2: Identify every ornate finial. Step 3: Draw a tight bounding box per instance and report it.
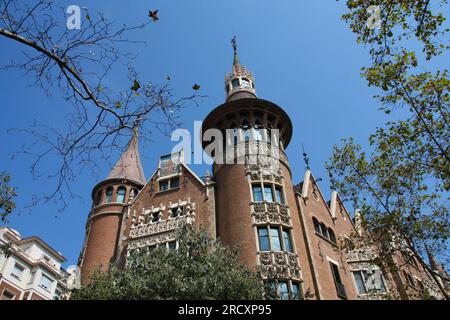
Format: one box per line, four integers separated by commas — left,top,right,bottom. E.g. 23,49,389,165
231,36,237,54
302,144,311,171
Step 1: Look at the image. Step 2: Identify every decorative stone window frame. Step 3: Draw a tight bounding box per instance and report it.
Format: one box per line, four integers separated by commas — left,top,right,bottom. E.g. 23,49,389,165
128,200,196,251
258,251,302,282
350,267,389,297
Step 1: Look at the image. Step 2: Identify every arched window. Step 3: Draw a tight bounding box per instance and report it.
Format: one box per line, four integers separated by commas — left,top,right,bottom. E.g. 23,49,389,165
242,120,251,142
105,187,113,203
241,78,251,88
116,187,126,203
313,218,321,234
328,228,336,243
95,191,102,206
231,78,240,88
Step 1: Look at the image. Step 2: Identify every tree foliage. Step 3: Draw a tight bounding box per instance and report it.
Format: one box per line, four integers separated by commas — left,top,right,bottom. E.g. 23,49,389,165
0,172,17,223
70,225,265,300
328,0,450,297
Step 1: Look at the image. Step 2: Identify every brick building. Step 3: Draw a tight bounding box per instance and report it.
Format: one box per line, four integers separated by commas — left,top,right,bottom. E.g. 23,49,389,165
77,43,447,300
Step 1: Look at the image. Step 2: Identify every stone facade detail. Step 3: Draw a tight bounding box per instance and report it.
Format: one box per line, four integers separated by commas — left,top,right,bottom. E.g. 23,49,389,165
258,251,301,281
128,200,196,250
251,202,291,227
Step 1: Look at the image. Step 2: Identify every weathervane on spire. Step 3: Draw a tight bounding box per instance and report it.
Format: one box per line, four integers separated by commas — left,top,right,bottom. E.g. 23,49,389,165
231,36,238,55
133,117,143,137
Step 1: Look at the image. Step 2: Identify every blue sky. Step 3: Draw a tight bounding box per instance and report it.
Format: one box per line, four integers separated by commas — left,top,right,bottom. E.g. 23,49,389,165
0,1,448,267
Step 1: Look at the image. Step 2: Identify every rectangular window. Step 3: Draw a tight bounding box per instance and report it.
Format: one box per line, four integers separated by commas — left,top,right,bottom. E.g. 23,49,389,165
330,262,347,299
159,180,169,191
39,274,53,291
353,269,387,294
275,186,285,204
264,185,274,202
170,177,180,189
168,241,177,250
252,185,263,202
1,290,15,300
291,282,301,300
282,229,293,252
352,271,367,294
257,227,270,251
270,227,281,251
278,282,289,300
11,263,25,280
264,281,277,300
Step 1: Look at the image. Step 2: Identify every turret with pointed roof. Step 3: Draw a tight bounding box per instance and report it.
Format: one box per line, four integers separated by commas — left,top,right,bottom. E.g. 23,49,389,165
106,132,146,185
78,131,147,284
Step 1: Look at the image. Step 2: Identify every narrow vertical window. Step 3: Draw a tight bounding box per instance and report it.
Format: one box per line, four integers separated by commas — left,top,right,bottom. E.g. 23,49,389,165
330,262,347,299
313,218,321,234
278,282,289,300
264,184,274,202
170,177,180,189
252,185,263,202
291,282,301,300
282,229,293,252
352,271,367,294
105,187,113,203
270,227,281,251
258,227,270,251
320,223,330,239
116,187,126,203
159,180,169,191
275,186,285,204
328,228,336,243
95,191,102,206
265,281,277,300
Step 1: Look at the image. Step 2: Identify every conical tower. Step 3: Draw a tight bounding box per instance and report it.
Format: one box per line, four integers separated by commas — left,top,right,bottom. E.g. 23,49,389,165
78,132,146,283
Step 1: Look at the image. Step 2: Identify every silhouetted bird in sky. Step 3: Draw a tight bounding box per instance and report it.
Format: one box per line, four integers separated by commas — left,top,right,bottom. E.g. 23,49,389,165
148,10,159,22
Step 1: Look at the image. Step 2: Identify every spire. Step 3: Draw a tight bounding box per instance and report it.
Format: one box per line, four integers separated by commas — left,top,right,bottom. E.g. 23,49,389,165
106,129,146,185
225,36,257,101
231,36,240,73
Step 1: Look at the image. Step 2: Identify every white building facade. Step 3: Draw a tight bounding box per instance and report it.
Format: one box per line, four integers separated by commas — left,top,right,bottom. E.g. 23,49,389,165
0,227,71,300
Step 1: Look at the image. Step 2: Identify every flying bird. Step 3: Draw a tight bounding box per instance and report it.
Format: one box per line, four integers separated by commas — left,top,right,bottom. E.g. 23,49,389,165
148,10,159,22
192,84,200,91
